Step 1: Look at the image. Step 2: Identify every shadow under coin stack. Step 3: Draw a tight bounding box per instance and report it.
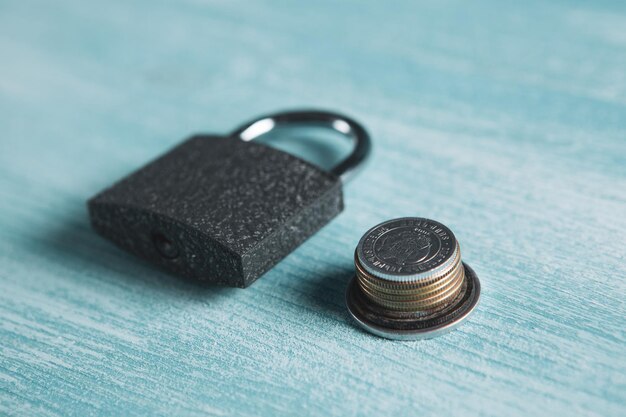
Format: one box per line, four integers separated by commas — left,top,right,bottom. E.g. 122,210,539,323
346,217,481,340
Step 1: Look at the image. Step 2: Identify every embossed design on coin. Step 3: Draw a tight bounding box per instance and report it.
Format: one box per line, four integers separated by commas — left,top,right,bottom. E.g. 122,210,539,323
375,229,436,266
357,217,456,279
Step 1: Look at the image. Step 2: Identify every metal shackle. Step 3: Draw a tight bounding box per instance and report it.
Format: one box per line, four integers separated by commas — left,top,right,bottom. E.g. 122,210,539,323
229,110,372,183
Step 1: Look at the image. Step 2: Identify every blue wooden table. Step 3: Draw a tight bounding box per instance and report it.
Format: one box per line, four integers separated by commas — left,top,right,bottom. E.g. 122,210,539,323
1,1,625,416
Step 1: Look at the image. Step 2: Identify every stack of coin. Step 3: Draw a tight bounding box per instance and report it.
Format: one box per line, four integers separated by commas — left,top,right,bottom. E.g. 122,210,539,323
346,217,481,340
355,219,464,312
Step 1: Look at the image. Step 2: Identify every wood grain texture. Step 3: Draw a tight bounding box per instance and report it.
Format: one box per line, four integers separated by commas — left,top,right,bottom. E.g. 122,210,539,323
1,0,625,416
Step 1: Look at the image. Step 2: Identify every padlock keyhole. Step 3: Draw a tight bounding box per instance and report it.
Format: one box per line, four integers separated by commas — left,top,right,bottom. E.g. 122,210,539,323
151,232,179,259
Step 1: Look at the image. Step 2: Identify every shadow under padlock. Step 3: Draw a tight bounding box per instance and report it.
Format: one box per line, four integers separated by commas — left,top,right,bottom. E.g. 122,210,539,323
88,110,371,288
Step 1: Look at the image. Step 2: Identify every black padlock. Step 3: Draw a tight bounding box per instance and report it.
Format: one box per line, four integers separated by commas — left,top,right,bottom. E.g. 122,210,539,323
87,110,371,287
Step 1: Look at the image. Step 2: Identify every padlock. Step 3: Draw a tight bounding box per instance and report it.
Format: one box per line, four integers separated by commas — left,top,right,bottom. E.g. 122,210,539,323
87,110,371,287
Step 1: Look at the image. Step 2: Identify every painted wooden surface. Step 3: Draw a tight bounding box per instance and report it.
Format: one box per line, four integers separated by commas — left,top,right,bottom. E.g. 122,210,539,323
1,1,625,416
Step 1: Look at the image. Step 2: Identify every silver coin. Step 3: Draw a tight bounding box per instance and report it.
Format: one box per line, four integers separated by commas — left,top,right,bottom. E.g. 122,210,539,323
356,217,457,281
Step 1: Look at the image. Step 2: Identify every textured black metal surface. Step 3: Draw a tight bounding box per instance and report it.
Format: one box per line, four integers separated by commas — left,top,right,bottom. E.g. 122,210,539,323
88,135,344,287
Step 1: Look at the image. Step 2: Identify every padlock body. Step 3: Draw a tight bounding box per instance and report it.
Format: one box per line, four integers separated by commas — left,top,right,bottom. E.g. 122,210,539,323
88,135,343,287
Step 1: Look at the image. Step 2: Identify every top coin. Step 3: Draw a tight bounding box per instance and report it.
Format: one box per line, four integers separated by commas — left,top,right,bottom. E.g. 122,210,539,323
356,217,458,282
